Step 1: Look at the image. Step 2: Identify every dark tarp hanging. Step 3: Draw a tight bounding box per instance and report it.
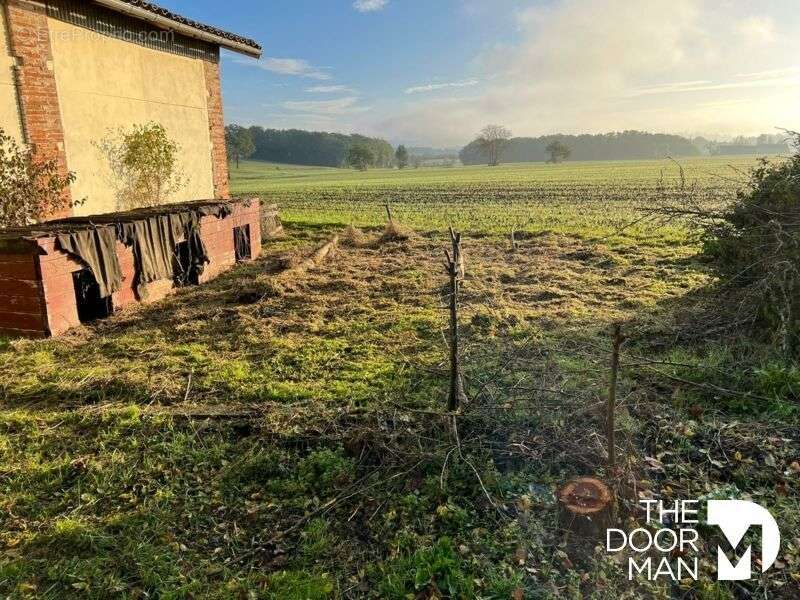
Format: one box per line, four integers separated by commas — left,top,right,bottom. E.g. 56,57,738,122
32,201,235,301
56,226,122,298
117,204,233,297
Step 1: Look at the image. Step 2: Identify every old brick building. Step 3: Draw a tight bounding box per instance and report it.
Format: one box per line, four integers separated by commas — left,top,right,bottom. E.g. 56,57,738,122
0,199,268,337
0,2,271,337
0,0,262,215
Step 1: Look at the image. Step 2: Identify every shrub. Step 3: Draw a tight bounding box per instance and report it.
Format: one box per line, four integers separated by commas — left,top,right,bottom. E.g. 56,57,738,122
0,127,77,227
96,122,184,210
704,132,800,352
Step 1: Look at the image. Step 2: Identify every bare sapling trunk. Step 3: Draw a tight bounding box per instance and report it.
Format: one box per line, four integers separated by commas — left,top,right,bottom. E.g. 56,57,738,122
607,323,623,472
445,228,467,411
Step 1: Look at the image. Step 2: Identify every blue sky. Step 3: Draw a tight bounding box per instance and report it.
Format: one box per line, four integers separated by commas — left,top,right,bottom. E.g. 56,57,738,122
161,0,799,147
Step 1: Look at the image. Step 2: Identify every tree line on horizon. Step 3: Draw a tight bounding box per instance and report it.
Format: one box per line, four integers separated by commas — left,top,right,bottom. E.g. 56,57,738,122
225,125,394,169
461,130,793,165
460,130,704,164
226,124,793,170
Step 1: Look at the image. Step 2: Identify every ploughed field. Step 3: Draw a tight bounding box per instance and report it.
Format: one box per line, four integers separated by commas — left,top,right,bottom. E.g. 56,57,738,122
0,157,797,599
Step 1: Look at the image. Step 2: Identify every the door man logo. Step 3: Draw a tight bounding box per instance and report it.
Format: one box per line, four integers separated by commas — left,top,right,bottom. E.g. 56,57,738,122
708,500,781,581
607,499,780,582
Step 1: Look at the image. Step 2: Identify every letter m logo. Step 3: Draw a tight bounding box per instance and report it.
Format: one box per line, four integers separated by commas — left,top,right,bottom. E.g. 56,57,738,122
707,500,780,581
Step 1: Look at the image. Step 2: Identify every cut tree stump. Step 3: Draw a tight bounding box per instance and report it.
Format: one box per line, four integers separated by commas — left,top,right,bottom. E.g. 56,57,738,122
304,235,338,268
278,235,339,278
557,477,614,539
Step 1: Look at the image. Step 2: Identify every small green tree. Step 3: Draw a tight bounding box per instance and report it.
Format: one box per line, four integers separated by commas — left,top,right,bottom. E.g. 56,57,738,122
225,125,255,169
347,144,374,171
0,128,77,227
96,122,184,210
395,144,409,169
546,140,571,163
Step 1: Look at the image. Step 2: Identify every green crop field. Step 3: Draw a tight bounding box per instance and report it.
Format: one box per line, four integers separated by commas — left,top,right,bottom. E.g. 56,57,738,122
232,156,757,191
1,156,797,599
231,156,757,240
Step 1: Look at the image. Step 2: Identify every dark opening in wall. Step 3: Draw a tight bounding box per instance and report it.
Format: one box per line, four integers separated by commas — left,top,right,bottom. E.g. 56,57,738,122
174,241,200,287
72,269,112,323
234,225,252,262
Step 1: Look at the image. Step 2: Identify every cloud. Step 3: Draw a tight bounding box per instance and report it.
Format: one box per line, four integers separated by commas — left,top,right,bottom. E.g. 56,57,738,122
737,16,777,44
240,57,331,80
367,0,800,146
306,85,356,94
736,66,800,80
281,97,371,116
405,79,480,94
626,72,800,96
353,0,388,12
624,80,712,96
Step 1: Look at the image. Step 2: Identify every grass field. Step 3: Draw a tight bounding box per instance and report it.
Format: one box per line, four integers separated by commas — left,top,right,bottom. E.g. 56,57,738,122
232,156,756,190
0,157,798,599
231,156,756,240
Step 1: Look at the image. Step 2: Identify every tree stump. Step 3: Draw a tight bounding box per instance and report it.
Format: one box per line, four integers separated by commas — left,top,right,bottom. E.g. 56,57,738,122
558,477,614,539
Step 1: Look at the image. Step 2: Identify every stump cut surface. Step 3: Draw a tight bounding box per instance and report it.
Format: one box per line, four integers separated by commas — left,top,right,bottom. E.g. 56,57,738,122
558,477,612,515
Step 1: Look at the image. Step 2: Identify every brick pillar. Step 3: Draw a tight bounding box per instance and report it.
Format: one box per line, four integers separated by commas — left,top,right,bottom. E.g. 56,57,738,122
203,57,230,199
4,0,72,218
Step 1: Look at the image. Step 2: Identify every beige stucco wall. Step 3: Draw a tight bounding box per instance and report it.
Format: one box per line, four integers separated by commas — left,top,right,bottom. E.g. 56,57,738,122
48,18,215,216
0,6,23,143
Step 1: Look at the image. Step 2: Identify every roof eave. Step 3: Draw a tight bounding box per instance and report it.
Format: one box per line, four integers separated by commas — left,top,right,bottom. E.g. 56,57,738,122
92,0,262,58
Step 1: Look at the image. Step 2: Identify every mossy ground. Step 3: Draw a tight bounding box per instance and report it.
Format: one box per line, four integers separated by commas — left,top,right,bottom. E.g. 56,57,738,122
0,158,797,598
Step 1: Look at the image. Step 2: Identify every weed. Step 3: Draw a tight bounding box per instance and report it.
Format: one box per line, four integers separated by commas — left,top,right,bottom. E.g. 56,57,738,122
376,537,474,599
264,570,334,600
297,448,354,494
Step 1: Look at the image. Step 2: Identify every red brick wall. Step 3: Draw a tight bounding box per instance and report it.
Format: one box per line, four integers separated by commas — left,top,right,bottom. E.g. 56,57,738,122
0,244,48,337
198,199,261,283
203,58,230,199
0,200,262,337
5,0,72,219
35,237,82,336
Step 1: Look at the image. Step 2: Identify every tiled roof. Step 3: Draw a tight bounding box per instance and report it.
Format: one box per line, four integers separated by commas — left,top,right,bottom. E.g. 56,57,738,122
99,0,262,55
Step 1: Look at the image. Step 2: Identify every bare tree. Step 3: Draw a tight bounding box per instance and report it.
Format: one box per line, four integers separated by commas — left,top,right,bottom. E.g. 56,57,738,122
477,125,512,166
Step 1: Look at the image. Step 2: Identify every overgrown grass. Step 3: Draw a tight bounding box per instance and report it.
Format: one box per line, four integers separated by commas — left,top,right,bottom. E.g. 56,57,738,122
0,158,797,598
